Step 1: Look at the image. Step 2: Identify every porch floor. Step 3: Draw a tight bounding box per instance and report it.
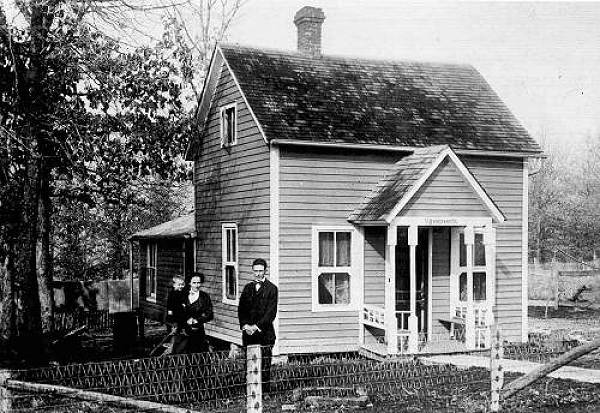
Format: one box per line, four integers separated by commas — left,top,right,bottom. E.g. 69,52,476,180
418,339,471,354
360,338,480,358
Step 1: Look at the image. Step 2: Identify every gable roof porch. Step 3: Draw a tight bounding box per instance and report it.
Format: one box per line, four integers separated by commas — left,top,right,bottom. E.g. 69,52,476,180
352,145,500,355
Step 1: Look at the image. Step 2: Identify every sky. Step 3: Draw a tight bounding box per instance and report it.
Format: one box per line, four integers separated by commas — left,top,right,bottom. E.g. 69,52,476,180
224,1,600,153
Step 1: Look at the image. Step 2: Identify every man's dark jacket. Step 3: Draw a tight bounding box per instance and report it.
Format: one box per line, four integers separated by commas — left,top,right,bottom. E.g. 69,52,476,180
238,279,278,346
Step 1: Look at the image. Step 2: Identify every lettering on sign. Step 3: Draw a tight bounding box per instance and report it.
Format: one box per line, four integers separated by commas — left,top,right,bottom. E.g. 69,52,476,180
424,218,459,226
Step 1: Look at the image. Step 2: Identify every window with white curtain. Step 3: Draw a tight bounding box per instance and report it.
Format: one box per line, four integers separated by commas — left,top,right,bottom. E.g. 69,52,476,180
312,227,359,311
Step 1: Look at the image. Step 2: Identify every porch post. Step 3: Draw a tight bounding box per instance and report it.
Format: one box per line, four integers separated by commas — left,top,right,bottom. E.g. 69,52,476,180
464,225,476,349
385,225,398,355
484,225,497,327
408,225,419,353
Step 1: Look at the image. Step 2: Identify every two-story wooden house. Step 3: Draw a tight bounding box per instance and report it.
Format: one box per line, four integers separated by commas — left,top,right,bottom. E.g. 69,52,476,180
166,6,542,356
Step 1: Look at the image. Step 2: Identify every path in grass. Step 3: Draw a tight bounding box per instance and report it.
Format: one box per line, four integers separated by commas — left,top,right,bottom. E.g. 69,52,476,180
422,354,600,383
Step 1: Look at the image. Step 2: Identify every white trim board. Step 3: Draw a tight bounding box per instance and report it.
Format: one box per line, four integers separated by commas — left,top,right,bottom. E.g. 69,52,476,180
269,144,281,355
221,222,239,306
185,49,223,160
384,147,505,224
310,225,363,313
521,159,529,342
270,139,542,159
427,227,433,341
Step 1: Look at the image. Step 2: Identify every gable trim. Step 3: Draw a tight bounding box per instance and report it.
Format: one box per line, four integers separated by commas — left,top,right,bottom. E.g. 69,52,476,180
384,148,506,224
218,46,269,145
185,48,223,160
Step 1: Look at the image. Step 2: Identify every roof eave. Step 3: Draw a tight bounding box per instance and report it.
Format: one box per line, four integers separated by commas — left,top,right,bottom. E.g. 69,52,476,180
270,139,543,158
347,219,387,226
129,233,194,241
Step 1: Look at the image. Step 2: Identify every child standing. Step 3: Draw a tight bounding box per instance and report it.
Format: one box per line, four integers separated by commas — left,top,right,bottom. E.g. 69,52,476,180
165,275,186,354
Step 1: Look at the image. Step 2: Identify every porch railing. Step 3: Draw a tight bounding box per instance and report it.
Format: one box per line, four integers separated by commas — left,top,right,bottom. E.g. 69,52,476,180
454,305,487,325
454,305,491,348
360,304,491,354
361,304,386,329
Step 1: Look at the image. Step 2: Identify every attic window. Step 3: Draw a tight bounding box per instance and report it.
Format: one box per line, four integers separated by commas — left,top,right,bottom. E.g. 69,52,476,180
220,103,237,147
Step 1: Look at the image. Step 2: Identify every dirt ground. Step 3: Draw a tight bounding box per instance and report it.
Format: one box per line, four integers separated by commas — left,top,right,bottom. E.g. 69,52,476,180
529,305,600,332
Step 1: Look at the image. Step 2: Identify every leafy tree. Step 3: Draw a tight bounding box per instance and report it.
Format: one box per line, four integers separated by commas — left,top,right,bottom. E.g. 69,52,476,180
0,0,242,362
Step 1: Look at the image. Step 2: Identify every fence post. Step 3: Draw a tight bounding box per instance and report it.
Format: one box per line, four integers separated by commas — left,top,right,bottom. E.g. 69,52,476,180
551,259,559,309
490,325,504,412
246,344,262,413
0,369,12,413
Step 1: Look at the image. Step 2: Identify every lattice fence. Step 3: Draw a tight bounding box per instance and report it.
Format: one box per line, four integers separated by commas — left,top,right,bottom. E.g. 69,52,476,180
13,350,247,411
6,331,600,413
266,353,492,412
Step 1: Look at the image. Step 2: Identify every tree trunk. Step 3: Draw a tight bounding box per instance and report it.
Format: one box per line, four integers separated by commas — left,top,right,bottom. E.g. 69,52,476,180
108,206,124,280
11,3,53,362
37,164,54,333
0,231,15,344
14,156,44,360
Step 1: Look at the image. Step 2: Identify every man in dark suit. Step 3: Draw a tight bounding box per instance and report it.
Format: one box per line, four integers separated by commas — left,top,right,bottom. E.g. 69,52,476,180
238,258,278,393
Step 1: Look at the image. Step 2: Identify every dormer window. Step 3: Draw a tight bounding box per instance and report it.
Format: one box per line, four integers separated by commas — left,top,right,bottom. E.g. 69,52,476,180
220,103,237,147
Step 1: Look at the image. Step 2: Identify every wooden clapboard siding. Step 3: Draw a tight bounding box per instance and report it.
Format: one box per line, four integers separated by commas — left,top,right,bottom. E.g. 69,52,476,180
139,239,185,321
364,227,386,306
462,156,524,342
403,158,489,217
431,228,451,336
193,62,270,345
278,147,399,353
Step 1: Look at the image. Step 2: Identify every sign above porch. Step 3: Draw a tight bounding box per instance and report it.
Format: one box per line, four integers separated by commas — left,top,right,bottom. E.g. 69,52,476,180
348,145,505,225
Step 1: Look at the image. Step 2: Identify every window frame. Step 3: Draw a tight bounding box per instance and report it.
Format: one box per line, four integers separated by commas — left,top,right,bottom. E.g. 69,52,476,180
221,223,239,305
220,102,238,147
146,242,158,302
311,226,362,312
450,227,488,312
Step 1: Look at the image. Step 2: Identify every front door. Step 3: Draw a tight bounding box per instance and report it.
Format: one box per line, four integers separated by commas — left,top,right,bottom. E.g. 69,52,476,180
395,227,429,334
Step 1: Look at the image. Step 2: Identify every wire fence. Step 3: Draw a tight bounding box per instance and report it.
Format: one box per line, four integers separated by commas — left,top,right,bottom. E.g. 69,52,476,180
506,329,600,370
10,350,246,412
500,329,600,412
266,352,491,412
3,330,600,413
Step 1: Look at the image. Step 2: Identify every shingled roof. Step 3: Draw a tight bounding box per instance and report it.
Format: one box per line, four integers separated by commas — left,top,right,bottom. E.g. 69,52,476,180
349,145,504,223
130,214,195,240
219,44,541,153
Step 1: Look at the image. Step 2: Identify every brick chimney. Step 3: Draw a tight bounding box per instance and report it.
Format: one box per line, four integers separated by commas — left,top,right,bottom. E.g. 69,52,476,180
294,6,325,58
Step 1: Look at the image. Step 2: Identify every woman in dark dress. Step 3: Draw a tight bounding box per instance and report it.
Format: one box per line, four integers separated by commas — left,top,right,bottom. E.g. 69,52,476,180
182,273,213,353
